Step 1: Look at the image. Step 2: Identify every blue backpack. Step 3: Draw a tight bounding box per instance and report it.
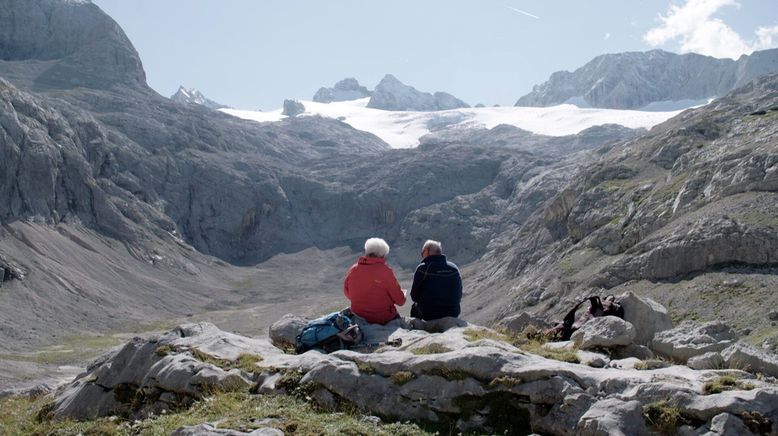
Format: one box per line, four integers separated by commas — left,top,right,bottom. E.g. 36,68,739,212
295,310,363,353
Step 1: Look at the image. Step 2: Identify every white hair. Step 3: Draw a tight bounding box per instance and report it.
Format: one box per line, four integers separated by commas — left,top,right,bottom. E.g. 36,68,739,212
364,237,390,258
423,240,442,255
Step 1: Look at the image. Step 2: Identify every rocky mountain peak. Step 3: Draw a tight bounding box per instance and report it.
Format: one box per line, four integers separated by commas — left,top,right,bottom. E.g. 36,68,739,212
170,86,228,109
516,48,778,110
313,77,372,103
367,74,470,111
0,0,146,90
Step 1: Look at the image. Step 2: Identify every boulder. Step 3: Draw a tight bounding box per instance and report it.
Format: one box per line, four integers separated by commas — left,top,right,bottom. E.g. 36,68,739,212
687,352,724,370
48,322,778,435
282,99,305,117
499,312,552,334
50,323,275,420
268,314,307,349
651,321,738,363
704,412,755,436
576,398,649,436
721,342,778,377
571,317,636,350
613,344,655,360
171,424,284,436
618,292,673,345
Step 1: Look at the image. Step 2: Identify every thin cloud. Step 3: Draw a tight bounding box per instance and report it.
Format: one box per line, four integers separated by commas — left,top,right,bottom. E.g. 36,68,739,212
505,6,540,20
604,33,612,40
644,0,778,59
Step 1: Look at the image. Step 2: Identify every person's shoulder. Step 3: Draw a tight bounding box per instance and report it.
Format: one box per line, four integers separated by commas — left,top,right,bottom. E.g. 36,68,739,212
446,260,460,271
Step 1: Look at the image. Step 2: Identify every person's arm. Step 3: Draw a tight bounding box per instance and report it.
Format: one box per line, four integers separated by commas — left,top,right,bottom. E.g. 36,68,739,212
410,265,425,302
386,269,406,306
343,267,352,300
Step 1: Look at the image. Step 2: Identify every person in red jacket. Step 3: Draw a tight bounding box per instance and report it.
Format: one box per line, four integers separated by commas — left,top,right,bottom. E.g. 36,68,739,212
344,237,406,324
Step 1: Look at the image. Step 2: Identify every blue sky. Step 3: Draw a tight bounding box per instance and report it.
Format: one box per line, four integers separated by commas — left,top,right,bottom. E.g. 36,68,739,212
92,0,778,110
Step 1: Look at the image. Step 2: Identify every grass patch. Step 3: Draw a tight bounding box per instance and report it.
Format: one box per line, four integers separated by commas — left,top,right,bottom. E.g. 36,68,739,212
410,343,452,355
462,327,580,364
634,359,671,370
488,376,522,388
391,371,414,385
0,392,433,435
424,367,475,381
643,401,687,435
0,334,125,366
354,360,375,375
156,346,263,374
703,375,755,394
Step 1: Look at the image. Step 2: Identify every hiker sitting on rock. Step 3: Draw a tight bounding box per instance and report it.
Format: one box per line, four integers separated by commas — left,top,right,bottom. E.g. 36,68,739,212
344,237,406,325
410,240,462,321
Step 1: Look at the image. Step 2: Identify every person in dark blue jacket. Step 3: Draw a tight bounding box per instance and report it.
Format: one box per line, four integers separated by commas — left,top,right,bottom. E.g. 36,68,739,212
410,240,462,320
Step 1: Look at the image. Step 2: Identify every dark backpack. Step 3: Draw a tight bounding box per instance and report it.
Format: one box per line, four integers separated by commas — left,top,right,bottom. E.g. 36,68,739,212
295,310,363,354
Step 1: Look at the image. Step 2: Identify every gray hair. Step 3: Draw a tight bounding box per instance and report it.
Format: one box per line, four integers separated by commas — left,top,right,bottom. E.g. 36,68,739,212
422,240,443,255
364,237,390,258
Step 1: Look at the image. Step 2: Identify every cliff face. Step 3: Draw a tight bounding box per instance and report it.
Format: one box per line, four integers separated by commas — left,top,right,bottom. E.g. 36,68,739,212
516,49,778,109
0,0,146,90
472,74,778,352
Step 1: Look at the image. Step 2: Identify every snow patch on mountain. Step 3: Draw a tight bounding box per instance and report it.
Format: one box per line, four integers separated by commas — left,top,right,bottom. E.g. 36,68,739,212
221,98,685,149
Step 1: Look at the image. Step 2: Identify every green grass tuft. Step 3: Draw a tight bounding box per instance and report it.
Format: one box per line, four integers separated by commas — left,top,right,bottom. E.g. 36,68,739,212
1,392,434,435
643,401,686,435
410,343,452,355
703,375,755,394
462,327,580,364
391,371,415,385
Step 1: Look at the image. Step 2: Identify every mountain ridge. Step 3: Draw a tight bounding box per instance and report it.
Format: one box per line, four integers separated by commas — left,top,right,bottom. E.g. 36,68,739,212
516,48,778,109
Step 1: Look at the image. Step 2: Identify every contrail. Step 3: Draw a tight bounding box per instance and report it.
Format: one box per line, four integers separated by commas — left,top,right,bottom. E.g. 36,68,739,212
505,6,540,19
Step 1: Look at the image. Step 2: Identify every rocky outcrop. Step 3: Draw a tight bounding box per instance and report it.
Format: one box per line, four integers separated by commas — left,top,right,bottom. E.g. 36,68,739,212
571,316,636,350
48,322,778,435
721,343,778,378
516,48,778,109
651,321,738,363
0,0,146,90
367,74,469,111
282,99,305,117
171,86,228,109
619,292,673,345
312,78,372,103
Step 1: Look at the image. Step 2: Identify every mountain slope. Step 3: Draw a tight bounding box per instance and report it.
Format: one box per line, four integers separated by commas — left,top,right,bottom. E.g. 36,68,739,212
470,73,778,351
516,49,778,110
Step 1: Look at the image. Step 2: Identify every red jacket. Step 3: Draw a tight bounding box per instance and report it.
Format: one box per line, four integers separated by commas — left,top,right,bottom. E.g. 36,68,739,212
344,256,406,324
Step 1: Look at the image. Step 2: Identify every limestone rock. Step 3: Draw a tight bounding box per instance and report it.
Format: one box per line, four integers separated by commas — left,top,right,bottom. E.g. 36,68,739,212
515,48,778,109
171,86,228,110
499,312,552,334
313,78,372,103
618,292,673,345
651,321,738,363
0,0,147,90
50,323,274,420
171,424,284,436
704,412,755,436
409,316,469,333
576,398,649,436
268,314,307,349
282,99,305,117
571,317,636,350
721,343,778,378
687,352,724,370
367,74,469,111
48,322,778,435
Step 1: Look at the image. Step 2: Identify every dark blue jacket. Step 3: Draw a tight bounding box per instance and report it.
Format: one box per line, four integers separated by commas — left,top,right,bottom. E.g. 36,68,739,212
410,254,462,320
